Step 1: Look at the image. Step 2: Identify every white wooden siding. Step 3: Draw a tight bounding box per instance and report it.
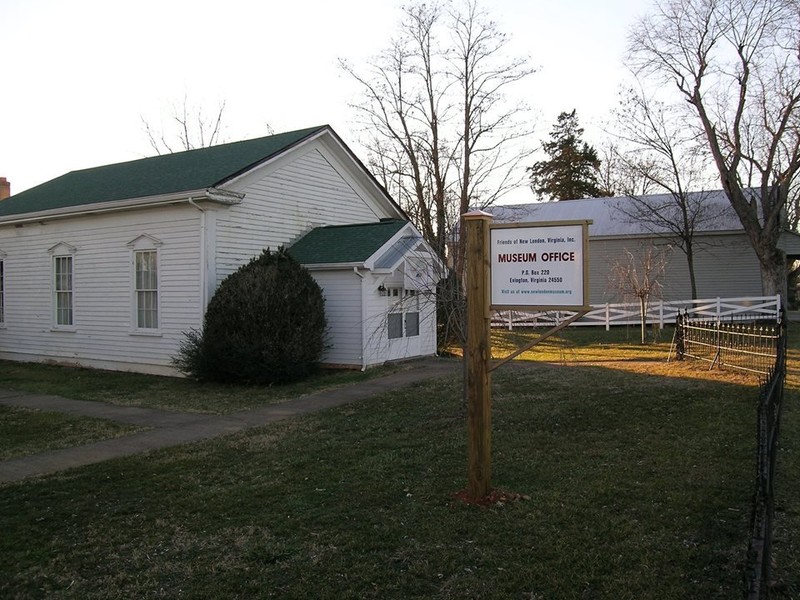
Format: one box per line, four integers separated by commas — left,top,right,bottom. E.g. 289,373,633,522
310,270,364,366
291,266,437,369
690,234,763,298
215,147,382,284
364,271,403,364
0,205,203,374
587,233,762,304
778,231,800,255
417,292,437,357
362,268,437,367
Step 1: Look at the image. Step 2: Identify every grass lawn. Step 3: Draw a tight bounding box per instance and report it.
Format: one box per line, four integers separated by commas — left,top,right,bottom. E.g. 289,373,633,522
490,322,677,363
0,325,797,598
0,406,145,460
0,360,407,414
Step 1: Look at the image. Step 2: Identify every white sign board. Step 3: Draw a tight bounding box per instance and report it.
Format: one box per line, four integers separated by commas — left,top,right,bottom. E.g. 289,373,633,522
490,221,590,309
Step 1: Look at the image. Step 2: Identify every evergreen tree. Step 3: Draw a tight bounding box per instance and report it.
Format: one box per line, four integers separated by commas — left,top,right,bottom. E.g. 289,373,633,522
528,110,603,201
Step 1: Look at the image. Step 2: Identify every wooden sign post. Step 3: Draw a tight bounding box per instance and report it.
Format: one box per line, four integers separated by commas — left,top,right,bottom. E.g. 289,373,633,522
462,213,591,501
463,210,493,499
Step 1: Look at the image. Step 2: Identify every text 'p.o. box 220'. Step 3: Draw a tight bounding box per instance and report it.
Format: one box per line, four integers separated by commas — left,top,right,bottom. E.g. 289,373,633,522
490,220,591,310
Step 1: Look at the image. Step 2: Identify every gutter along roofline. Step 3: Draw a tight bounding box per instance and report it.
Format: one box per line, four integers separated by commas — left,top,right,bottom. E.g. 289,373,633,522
0,188,244,226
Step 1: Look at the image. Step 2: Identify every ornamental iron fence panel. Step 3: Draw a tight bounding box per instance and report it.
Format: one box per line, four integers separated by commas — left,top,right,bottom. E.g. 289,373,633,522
673,313,782,376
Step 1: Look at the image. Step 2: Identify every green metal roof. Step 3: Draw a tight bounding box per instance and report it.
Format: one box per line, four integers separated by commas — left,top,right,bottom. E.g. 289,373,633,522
288,220,408,265
0,126,327,218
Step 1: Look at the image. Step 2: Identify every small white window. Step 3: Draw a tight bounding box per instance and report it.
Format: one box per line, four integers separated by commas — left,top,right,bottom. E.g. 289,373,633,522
134,250,158,329
386,286,420,339
405,311,419,337
388,313,403,339
53,255,73,326
405,292,420,338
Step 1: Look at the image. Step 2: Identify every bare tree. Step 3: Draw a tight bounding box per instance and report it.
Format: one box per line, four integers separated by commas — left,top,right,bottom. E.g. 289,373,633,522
342,4,451,260
595,140,656,197
341,0,534,276
610,245,671,344
608,89,725,298
629,0,800,299
341,0,534,349
448,0,535,273
141,96,227,155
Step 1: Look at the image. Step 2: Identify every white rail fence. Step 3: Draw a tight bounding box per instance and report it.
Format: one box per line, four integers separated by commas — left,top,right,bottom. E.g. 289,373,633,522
492,295,782,330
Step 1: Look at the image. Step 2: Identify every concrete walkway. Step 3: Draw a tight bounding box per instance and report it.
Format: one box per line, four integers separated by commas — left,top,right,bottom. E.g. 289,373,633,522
0,360,459,484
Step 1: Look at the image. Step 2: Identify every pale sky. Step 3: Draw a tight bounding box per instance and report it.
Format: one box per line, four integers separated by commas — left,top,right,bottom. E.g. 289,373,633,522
0,0,648,203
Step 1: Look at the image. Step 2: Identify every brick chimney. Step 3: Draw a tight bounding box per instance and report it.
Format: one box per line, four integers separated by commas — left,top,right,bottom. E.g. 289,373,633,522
0,177,9,200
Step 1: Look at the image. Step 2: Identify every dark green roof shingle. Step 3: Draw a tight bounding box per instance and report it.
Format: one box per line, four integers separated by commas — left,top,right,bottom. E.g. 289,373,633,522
288,220,408,265
0,126,327,218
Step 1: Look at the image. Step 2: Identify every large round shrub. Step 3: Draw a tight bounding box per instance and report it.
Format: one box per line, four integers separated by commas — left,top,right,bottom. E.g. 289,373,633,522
174,248,326,383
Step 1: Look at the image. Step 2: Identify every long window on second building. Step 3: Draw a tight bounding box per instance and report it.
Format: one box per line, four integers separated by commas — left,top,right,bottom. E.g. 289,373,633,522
387,287,419,340
134,250,158,329
53,256,73,326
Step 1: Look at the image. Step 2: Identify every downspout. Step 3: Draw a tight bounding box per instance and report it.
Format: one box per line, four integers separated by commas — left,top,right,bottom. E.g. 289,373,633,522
353,267,368,371
188,199,208,316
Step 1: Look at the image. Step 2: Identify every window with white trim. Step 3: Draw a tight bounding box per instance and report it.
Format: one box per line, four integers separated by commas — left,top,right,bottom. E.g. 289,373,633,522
53,255,73,326
405,309,420,337
387,287,419,339
134,250,158,329
388,312,403,339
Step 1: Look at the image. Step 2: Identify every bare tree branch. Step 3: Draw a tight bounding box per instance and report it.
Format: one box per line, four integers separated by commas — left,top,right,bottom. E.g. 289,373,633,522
341,0,535,278
140,97,228,155
606,87,722,298
610,245,670,343
629,0,800,297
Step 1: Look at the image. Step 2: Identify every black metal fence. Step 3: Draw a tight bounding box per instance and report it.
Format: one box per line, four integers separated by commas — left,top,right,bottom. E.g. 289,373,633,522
743,324,786,599
673,313,782,376
673,312,787,597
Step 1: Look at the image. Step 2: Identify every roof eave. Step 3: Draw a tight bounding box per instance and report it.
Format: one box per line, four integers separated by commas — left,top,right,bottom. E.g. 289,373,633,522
364,223,416,270
321,128,408,221
366,223,446,274
591,229,746,241
300,261,366,270
0,187,243,226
